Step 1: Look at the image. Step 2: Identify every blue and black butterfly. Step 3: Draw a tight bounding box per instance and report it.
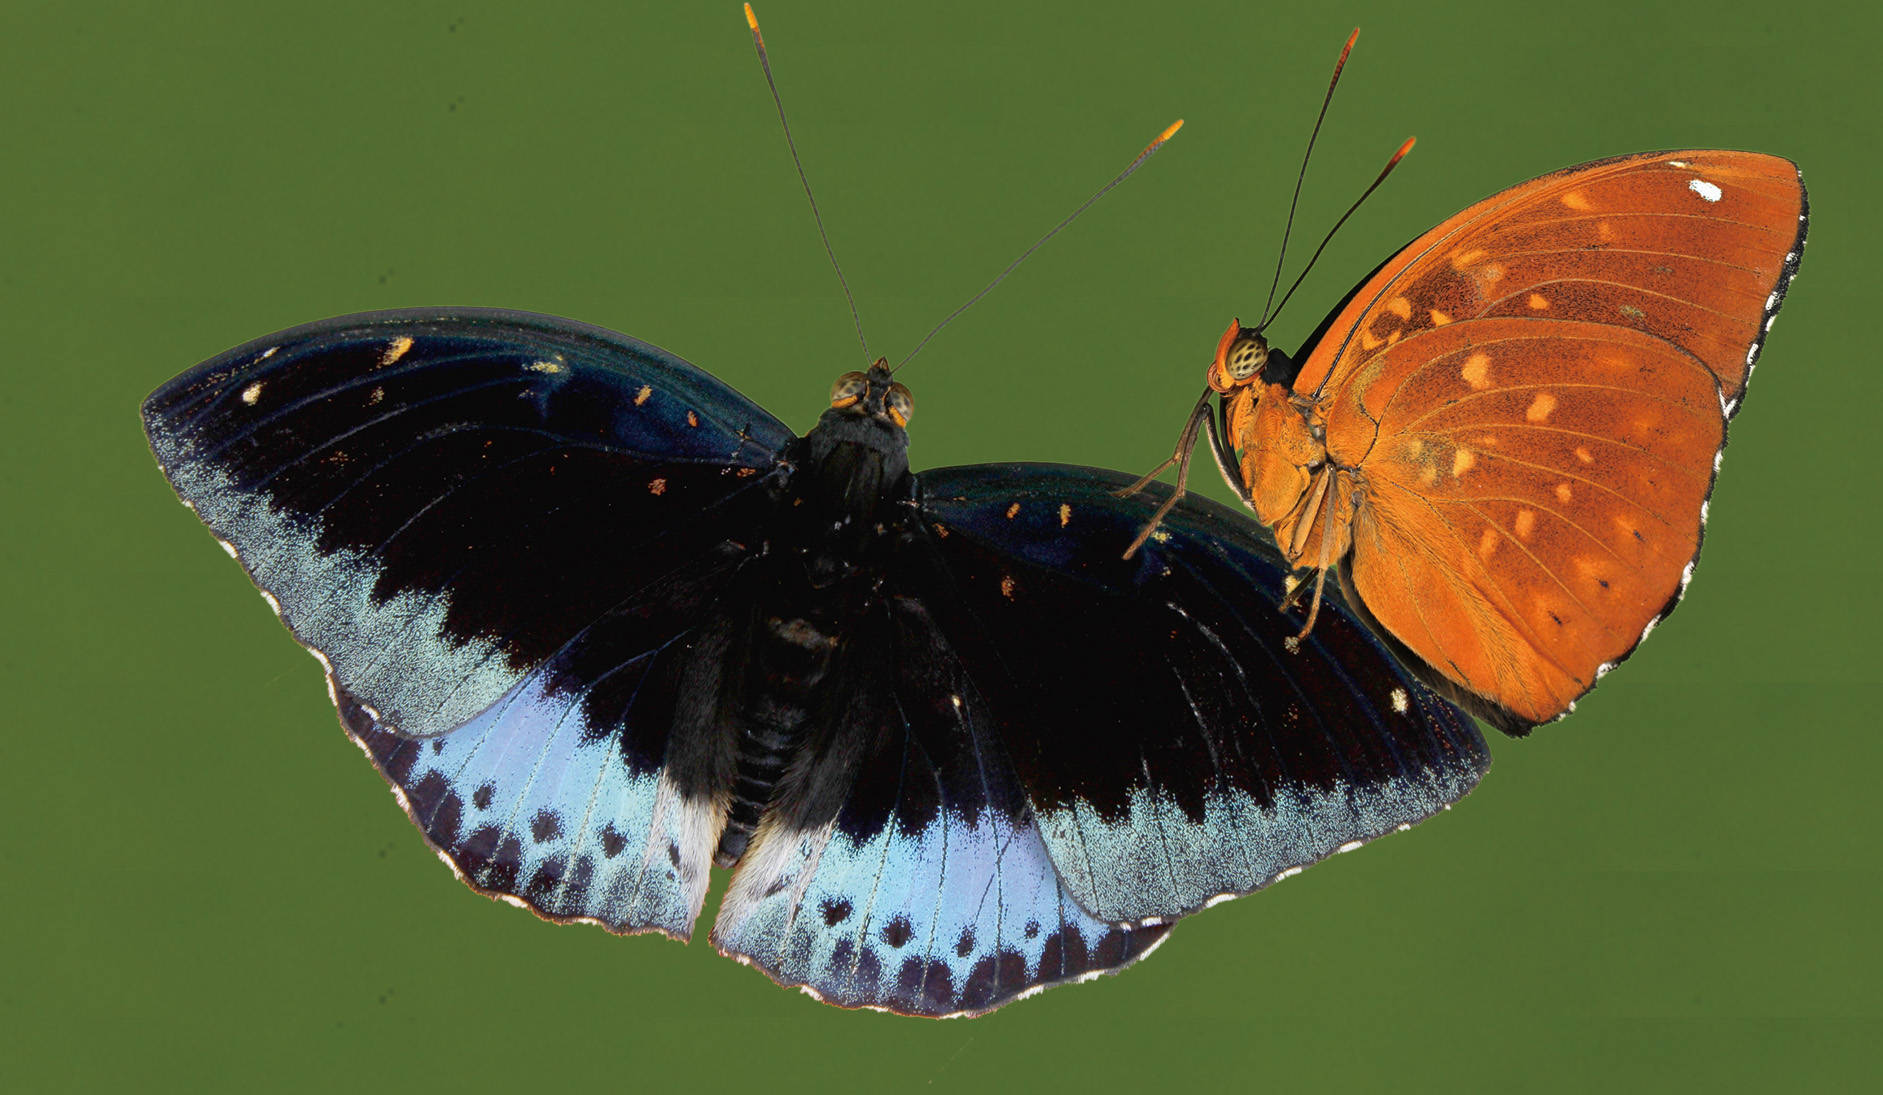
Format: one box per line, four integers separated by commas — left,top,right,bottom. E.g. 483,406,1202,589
144,308,1488,1016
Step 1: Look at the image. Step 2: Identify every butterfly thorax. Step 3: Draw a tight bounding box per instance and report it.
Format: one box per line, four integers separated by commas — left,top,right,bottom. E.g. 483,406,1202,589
1205,323,1353,568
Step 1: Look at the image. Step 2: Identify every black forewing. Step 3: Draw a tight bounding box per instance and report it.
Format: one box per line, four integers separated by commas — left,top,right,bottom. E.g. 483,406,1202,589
901,464,1490,924
142,308,794,739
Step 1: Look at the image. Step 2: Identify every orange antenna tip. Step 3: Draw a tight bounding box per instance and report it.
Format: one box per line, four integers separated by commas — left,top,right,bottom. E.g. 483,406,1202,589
744,3,762,41
1390,136,1416,164
1329,27,1359,83
1140,118,1184,156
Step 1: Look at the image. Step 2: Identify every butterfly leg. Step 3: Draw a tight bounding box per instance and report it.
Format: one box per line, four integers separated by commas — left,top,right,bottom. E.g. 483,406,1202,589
1118,386,1214,558
1282,467,1338,640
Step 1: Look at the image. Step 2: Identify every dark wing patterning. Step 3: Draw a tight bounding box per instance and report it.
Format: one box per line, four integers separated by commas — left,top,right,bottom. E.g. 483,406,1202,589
711,463,1490,1016
142,309,795,937
904,465,1491,925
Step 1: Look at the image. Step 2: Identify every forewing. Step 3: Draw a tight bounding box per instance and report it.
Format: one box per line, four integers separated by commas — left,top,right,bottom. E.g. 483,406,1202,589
899,464,1489,925
144,309,795,935
1292,153,1806,726
143,308,793,738
1296,150,1806,408
712,600,1168,1017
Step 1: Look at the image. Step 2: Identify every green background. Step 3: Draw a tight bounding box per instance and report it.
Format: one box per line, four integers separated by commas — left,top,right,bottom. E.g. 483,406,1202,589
6,0,1876,1089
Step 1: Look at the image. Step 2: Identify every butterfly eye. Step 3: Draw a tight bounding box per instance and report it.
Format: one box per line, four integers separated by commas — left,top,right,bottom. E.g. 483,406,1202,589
829,372,869,409
1225,337,1269,380
884,382,914,427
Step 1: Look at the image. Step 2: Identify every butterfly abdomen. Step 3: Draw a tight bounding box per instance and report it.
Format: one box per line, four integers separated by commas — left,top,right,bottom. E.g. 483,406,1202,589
715,608,843,867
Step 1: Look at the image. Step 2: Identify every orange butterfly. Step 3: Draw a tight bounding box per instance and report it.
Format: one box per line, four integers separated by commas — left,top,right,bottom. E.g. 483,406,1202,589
1132,45,1806,732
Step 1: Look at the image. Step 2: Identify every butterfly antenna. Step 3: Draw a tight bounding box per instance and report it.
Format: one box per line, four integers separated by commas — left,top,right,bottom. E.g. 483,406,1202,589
893,119,1185,373
744,4,871,365
1262,135,1415,331
1256,28,1359,330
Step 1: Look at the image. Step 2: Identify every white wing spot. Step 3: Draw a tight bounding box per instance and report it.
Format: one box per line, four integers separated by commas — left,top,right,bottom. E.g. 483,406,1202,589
526,360,564,374
1688,179,1723,202
1336,840,1365,854
1666,159,1690,168
259,346,279,360
1390,688,1409,714
240,382,264,405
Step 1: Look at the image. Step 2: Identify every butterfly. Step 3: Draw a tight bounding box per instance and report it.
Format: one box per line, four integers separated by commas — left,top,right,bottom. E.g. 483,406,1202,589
143,311,1488,1016
1134,148,1807,733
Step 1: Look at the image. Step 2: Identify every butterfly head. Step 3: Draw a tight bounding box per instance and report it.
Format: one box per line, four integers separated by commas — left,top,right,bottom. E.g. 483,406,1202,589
1207,318,1301,394
1207,318,1271,393
828,359,915,429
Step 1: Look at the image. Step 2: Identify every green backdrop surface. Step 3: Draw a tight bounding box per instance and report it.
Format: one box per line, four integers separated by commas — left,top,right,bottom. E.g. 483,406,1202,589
5,1,1876,1090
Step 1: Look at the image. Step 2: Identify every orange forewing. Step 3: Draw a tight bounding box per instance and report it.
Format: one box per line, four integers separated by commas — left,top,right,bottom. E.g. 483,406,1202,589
1284,150,1805,726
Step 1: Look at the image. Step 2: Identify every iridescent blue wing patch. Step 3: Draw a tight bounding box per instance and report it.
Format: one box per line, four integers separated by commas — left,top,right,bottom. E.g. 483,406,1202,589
711,600,1168,1017
906,464,1491,925
143,309,793,936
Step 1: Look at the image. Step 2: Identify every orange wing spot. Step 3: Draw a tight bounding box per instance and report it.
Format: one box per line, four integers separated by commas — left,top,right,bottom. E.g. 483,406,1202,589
1472,434,1500,448
1554,482,1573,503
1000,575,1016,599
1388,296,1412,320
1419,465,1439,486
1561,190,1593,211
1597,220,1616,242
1360,330,1384,351
1429,309,1452,326
1574,446,1594,464
1461,351,1492,390
1573,555,1614,591
686,411,699,427
1481,263,1506,284
1527,293,1550,310
1005,502,1021,519
1452,449,1477,477
634,386,652,406
1477,527,1499,560
380,336,415,367
648,478,667,495
1058,503,1071,527
1525,391,1558,422
368,386,385,405
1514,508,1537,539
1452,248,1487,268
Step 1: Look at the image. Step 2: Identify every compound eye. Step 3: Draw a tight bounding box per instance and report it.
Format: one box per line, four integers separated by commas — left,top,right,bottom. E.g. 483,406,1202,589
884,382,914,428
1225,336,1268,381
829,371,869,409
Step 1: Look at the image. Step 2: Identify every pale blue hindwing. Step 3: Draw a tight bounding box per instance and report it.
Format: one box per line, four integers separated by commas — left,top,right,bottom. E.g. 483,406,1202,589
711,602,1169,1016
341,666,720,938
